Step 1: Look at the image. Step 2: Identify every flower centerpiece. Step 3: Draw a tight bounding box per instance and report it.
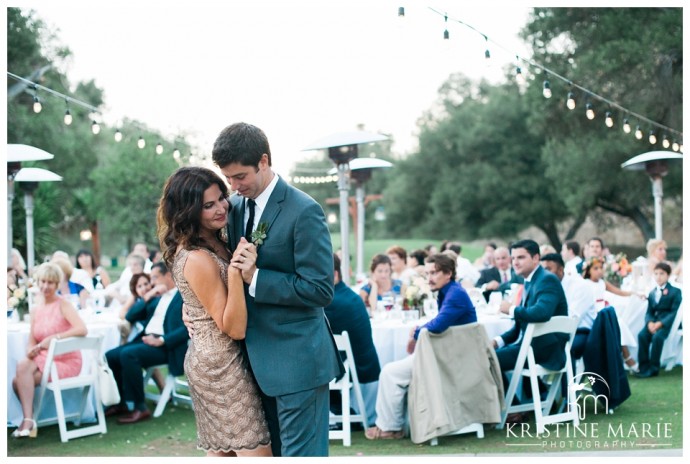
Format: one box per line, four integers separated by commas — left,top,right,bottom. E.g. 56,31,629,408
8,284,30,321
404,276,432,312
604,253,632,287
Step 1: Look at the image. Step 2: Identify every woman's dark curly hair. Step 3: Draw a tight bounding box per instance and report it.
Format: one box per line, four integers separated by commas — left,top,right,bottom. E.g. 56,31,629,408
157,166,231,267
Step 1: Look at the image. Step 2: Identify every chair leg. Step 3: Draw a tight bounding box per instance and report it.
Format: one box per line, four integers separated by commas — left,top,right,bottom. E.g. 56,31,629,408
342,382,351,447
53,389,69,443
152,375,174,418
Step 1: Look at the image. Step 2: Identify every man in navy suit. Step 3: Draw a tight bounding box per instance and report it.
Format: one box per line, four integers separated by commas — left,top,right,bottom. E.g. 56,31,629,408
365,253,476,440
475,246,523,302
494,239,569,398
105,261,189,424
636,262,682,378
212,122,343,456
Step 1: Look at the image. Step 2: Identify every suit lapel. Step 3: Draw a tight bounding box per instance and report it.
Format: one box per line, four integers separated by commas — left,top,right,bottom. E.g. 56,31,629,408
257,177,287,236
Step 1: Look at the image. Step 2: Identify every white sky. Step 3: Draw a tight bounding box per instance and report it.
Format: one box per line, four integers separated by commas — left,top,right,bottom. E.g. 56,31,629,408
10,0,535,175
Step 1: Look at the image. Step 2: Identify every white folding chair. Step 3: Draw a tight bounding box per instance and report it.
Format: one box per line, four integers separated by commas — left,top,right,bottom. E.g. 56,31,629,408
329,331,369,446
33,335,107,442
497,316,580,434
144,365,192,417
660,304,683,371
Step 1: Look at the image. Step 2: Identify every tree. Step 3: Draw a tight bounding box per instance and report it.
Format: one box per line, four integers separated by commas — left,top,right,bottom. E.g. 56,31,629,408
521,7,683,241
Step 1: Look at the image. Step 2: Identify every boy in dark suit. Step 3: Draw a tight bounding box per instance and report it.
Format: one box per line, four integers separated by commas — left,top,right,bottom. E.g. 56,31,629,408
636,262,682,378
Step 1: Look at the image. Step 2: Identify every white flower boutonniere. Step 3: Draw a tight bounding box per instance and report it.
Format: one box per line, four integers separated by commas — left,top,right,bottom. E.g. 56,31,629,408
251,222,268,247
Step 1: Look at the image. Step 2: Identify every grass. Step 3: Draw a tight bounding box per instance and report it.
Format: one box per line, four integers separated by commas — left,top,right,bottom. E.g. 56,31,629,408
7,367,683,457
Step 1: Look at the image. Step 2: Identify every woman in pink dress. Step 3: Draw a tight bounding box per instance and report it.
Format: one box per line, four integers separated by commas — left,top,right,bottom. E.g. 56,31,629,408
11,262,87,438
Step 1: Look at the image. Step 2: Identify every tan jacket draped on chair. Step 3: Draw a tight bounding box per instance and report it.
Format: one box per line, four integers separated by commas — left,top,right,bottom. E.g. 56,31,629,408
408,323,505,444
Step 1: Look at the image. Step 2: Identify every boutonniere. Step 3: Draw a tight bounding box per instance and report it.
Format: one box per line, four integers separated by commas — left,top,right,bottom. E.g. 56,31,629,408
251,222,268,247
663,288,669,296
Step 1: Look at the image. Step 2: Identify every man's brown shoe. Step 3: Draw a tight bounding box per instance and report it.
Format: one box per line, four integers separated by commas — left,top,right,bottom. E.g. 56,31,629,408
117,409,151,424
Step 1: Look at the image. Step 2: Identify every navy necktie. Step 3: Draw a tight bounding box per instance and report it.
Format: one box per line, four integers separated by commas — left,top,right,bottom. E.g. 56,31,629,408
244,199,256,240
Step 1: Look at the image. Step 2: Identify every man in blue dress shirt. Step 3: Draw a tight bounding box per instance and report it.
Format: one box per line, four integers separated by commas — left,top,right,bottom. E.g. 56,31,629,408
365,253,476,440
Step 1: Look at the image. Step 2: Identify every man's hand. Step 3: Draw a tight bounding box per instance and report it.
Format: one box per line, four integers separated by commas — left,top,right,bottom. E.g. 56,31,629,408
142,334,165,347
182,304,195,337
499,300,511,315
492,339,498,349
485,280,499,291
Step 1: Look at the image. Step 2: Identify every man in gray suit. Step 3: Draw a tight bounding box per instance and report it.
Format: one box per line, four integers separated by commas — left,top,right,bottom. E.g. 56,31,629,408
212,122,344,457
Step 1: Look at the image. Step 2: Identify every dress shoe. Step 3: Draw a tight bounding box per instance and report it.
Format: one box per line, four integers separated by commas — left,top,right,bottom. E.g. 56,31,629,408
505,412,528,424
105,404,129,417
117,409,151,424
634,369,659,379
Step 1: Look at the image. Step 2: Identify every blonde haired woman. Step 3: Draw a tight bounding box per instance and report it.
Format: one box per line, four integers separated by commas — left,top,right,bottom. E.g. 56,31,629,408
11,262,87,438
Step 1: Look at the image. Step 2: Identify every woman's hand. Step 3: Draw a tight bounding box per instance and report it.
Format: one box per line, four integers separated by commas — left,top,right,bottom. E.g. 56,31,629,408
231,237,257,284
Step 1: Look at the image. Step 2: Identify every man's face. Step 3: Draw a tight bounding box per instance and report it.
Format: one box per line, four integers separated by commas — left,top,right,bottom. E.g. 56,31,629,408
425,262,451,291
150,268,163,286
588,240,603,258
494,249,511,271
511,247,539,278
542,260,564,281
219,154,271,200
560,243,572,260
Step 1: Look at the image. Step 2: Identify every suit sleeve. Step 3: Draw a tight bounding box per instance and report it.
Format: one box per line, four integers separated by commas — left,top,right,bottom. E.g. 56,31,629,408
644,290,655,325
125,297,150,324
255,201,334,308
513,276,561,323
660,289,682,328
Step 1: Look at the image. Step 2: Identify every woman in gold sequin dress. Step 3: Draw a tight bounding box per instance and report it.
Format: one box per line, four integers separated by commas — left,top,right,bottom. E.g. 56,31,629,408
157,166,271,457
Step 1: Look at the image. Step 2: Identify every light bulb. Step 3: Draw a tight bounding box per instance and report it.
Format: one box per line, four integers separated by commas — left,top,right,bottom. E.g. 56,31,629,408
623,118,631,133
671,141,679,151
156,143,164,155
662,136,670,148
64,109,72,125
515,67,525,84
566,92,576,110
635,125,643,140
585,103,595,120
605,112,613,127
114,129,123,142
173,148,181,159
649,131,657,144
91,120,100,135
33,96,42,113
138,136,146,149
542,80,552,99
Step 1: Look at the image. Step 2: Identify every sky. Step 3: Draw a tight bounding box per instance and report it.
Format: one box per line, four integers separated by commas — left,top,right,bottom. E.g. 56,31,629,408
10,0,536,175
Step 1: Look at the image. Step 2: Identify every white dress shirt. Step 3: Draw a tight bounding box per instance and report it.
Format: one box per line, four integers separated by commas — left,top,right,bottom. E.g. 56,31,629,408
562,274,596,330
144,287,178,336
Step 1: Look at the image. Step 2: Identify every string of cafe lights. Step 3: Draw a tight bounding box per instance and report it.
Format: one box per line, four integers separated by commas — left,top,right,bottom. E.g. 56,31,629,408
7,71,188,159
397,6,683,153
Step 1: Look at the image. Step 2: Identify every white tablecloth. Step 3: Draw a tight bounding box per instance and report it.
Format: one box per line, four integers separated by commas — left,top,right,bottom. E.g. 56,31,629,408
6,313,121,427
371,313,513,368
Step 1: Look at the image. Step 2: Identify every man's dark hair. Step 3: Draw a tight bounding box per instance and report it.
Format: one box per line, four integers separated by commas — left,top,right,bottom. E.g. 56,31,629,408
409,249,428,266
447,242,462,255
564,240,581,257
654,262,672,275
211,122,272,168
588,236,605,249
510,239,540,257
540,253,565,268
151,261,169,275
333,253,341,277
425,253,457,281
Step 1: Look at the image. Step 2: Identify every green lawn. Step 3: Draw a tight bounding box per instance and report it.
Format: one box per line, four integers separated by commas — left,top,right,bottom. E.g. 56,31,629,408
7,367,682,457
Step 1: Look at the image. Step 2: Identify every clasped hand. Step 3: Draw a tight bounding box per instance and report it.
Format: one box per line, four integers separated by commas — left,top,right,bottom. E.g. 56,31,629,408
230,237,258,284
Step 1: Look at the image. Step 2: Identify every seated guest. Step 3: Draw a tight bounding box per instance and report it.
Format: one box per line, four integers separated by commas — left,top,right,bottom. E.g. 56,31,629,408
104,261,189,424
117,273,153,343
476,246,523,302
105,253,147,305
326,254,381,425
561,241,582,278
636,262,682,378
446,242,480,288
51,256,90,310
52,250,94,292
407,249,428,277
365,253,476,440
387,245,418,286
10,248,28,282
540,253,596,360
11,262,87,438
494,240,568,420
76,249,112,288
473,242,497,270
359,254,404,316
